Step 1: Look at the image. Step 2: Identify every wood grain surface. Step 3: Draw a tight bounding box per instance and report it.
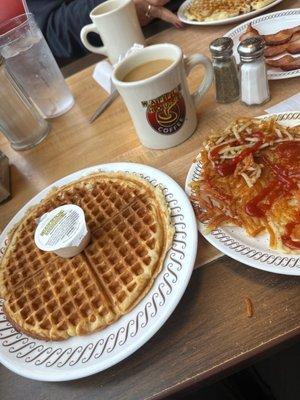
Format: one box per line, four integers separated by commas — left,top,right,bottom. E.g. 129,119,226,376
0,0,299,398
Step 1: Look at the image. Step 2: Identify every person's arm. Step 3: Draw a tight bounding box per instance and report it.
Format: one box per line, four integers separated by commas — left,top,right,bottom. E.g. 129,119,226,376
27,0,104,59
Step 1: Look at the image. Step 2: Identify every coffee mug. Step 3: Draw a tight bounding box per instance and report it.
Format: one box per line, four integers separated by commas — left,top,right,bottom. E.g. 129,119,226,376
80,0,145,65
112,43,214,149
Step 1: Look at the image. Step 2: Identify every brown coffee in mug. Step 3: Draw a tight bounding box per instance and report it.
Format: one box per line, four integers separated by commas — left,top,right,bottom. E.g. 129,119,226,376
112,44,214,149
122,59,173,82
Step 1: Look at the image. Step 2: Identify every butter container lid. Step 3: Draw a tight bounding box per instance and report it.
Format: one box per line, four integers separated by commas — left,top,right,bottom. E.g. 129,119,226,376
34,204,90,258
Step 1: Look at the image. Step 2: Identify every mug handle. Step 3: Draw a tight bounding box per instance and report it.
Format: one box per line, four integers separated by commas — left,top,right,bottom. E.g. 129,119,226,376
80,23,108,56
184,54,214,107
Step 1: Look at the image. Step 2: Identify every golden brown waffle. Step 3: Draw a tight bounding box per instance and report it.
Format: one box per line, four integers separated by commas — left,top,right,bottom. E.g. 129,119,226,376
184,0,251,21
4,256,116,339
0,171,174,340
251,0,275,10
184,0,275,21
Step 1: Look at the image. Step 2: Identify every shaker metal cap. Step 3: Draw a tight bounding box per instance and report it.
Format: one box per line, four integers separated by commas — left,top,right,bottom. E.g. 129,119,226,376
237,37,265,62
209,37,233,58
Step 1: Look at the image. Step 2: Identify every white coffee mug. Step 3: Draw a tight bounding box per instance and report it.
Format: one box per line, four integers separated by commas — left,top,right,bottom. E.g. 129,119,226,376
80,0,145,65
112,43,214,149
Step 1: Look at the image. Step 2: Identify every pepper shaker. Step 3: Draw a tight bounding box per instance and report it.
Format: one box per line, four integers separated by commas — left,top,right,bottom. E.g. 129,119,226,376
209,37,240,104
237,37,270,106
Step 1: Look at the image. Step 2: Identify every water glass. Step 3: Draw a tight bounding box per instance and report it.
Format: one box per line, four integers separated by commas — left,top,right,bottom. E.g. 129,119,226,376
0,56,49,150
0,13,74,118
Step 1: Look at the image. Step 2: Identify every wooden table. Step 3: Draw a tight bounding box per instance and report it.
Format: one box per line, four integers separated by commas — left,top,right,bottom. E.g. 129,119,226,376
0,1,300,398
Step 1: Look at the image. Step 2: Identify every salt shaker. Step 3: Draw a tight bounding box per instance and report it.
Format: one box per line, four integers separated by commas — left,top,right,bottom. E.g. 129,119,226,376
237,37,270,106
209,37,239,104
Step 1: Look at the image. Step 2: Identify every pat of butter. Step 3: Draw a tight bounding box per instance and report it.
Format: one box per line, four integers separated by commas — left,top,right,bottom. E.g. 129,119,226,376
34,204,90,258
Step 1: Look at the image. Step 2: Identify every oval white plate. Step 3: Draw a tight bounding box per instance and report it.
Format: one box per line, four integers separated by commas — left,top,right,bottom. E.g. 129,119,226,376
185,112,300,276
178,0,283,26
0,162,198,381
225,8,300,80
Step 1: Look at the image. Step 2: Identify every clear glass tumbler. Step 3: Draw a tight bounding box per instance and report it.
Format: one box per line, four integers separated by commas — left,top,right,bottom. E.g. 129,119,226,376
0,13,74,118
0,56,50,150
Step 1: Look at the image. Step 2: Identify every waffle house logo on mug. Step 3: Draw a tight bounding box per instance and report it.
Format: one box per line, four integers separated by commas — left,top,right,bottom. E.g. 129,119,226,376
142,85,186,135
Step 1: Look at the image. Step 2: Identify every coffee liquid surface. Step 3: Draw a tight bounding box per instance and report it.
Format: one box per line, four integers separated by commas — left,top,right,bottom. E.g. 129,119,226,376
122,59,173,82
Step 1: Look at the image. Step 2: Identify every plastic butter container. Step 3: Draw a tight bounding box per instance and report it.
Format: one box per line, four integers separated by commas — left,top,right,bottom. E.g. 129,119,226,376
34,204,90,258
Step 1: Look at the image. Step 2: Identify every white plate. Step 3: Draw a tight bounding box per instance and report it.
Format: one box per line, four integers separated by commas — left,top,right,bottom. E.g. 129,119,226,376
225,8,300,80
178,0,283,26
0,162,198,381
185,112,300,276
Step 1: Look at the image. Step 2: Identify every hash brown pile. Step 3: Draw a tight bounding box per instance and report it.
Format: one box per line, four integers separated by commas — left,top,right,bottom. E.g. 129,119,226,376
190,118,300,253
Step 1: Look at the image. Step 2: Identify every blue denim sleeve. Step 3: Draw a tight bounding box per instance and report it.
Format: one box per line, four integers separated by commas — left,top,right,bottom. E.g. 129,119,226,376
26,0,104,59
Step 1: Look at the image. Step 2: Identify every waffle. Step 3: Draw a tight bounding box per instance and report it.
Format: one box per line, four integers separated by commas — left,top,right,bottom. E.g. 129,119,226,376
251,0,275,10
0,171,174,340
184,0,275,21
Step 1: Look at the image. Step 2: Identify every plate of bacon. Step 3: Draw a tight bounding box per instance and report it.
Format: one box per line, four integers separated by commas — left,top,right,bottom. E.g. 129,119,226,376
185,112,300,276
225,8,300,79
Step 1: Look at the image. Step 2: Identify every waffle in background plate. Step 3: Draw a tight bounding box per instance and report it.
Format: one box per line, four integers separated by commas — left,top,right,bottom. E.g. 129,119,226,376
0,171,174,340
184,0,275,22
251,0,277,10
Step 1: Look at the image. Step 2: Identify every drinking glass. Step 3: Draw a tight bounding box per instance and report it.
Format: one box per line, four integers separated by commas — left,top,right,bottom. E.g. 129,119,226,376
0,56,50,150
0,13,74,118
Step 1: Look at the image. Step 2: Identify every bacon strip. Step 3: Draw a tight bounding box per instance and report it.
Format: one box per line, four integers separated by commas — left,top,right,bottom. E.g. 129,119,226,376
266,55,300,71
265,43,287,58
239,24,260,42
265,36,300,58
239,24,300,48
263,25,300,46
289,35,300,54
